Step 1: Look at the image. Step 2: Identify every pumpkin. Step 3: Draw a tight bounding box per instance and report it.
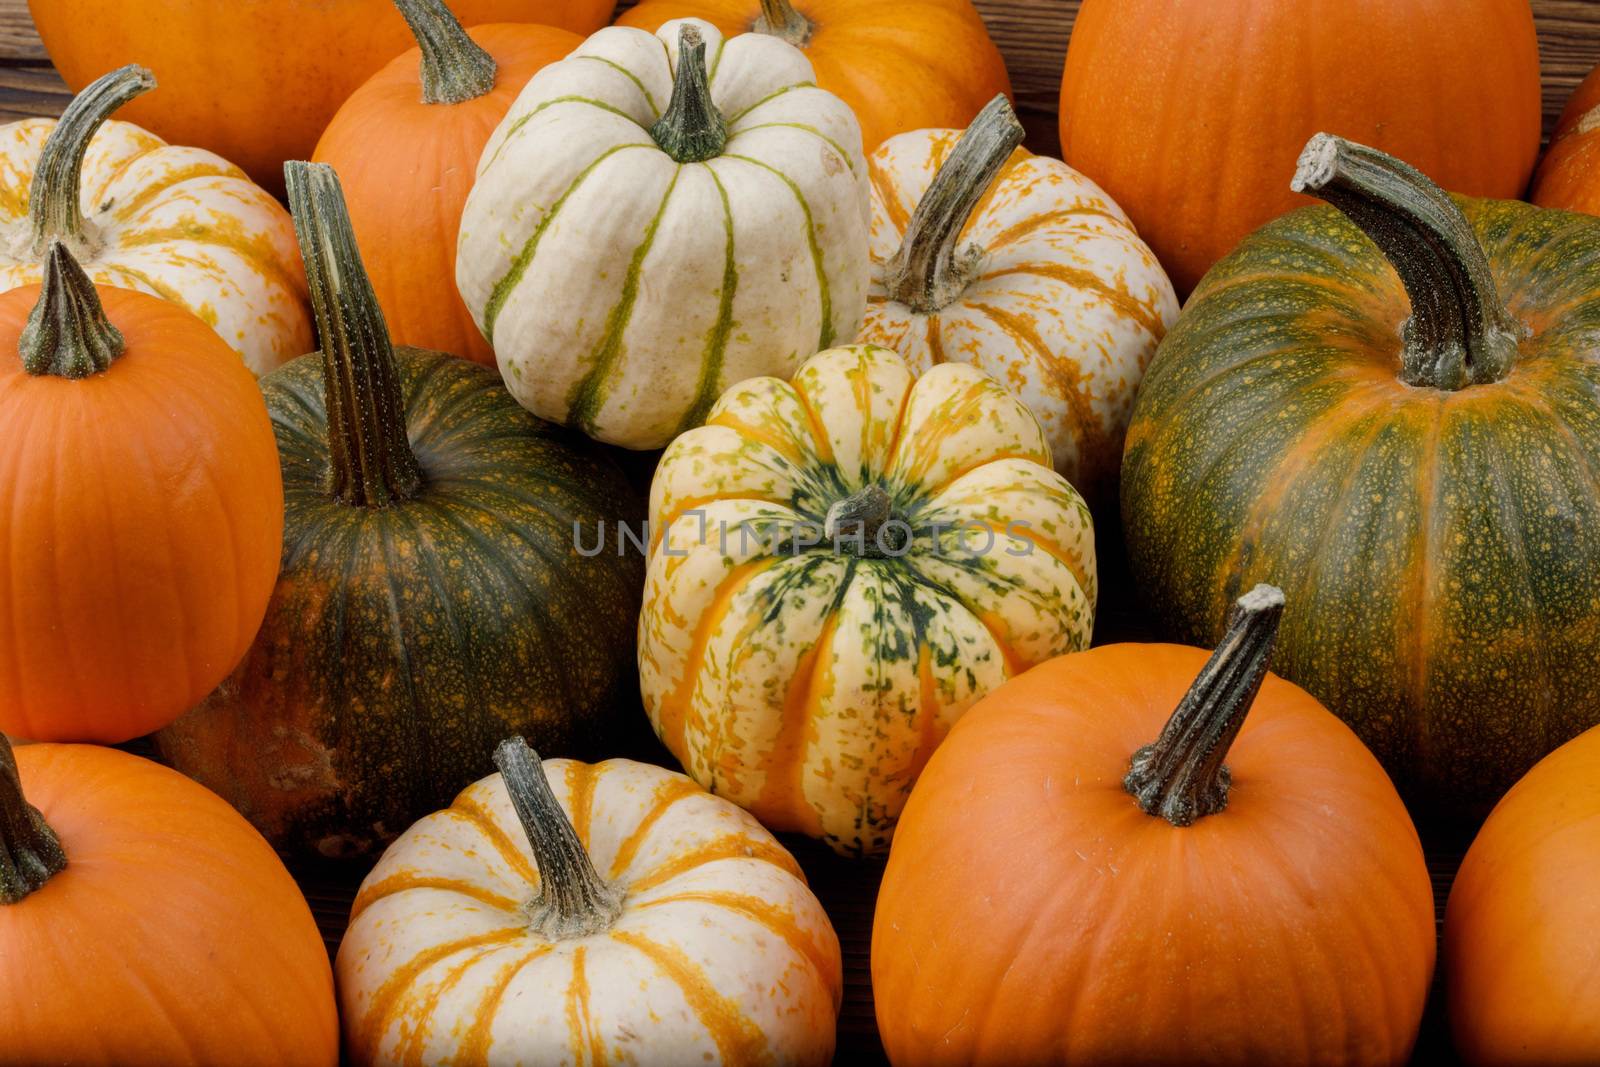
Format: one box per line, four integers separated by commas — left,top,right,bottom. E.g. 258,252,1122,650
313,1,579,366
639,342,1096,855
338,738,842,1066
1532,63,1600,216
616,0,1010,154
456,19,870,450
1060,0,1542,294
860,95,1177,505
0,65,310,375
873,586,1435,1066
1123,134,1600,809
158,163,644,860
27,0,613,195
0,240,283,743
1446,726,1600,1065
0,734,338,1066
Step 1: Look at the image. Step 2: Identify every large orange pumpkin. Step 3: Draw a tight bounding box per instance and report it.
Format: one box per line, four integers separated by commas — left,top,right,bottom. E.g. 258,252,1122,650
616,0,1010,152
1446,724,1600,1065
26,0,612,195
1532,63,1600,216
0,735,338,1066
873,587,1435,1065
1059,0,1542,293
314,2,578,365
0,243,283,742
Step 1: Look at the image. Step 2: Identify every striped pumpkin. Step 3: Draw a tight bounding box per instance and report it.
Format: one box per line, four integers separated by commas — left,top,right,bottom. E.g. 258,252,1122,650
860,97,1177,503
639,343,1097,855
456,18,869,450
337,740,842,1067
0,65,309,375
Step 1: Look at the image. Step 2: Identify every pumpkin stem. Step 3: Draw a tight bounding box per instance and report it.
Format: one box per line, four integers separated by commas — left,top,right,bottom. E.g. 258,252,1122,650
1291,133,1526,391
0,735,67,905
493,738,624,940
651,24,727,164
1124,584,1285,827
754,0,813,46
19,240,125,379
885,95,1024,314
393,0,497,105
28,64,156,257
823,484,908,557
285,161,424,509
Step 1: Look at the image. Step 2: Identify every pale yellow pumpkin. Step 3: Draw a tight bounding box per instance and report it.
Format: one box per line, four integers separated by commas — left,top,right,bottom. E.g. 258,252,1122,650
859,97,1177,502
337,740,841,1067
639,342,1097,855
0,66,309,374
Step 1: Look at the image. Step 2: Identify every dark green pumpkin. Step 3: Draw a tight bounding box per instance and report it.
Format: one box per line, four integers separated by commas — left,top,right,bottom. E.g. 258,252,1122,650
159,162,644,859
1123,134,1600,810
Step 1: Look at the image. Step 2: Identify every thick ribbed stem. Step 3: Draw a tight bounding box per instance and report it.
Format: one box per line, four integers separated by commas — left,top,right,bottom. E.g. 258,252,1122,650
29,64,156,255
1291,133,1526,391
19,240,124,378
0,735,67,905
393,0,496,104
494,738,623,939
754,0,813,46
885,95,1024,313
285,161,423,509
650,24,727,164
1124,585,1286,826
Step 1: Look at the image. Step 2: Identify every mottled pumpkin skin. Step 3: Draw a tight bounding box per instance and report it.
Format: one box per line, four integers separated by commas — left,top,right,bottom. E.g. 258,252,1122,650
160,349,644,859
1123,196,1600,808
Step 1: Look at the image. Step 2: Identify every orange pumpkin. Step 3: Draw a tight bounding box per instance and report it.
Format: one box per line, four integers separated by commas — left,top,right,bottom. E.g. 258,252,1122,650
616,0,1010,152
0,243,283,742
314,2,578,365
873,587,1435,1066
0,735,338,1066
1446,724,1600,1065
1060,0,1542,293
26,0,612,195
1532,63,1600,215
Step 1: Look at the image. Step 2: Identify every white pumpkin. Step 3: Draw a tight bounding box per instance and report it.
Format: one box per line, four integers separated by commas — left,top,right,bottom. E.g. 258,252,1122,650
457,18,870,450
859,96,1177,501
0,65,310,375
337,739,842,1067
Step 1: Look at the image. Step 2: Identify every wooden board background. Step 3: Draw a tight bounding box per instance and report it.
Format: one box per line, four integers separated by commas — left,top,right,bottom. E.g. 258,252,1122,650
5,2,1599,1064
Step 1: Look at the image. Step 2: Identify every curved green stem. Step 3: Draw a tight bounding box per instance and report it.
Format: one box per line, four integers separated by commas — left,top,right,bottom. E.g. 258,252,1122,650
285,161,423,509
886,95,1024,314
1291,133,1526,391
29,64,156,256
393,0,496,105
0,735,67,905
753,0,813,46
19,240,124,379
494,738,623,939
651,24,727,164
1124,584,1285,826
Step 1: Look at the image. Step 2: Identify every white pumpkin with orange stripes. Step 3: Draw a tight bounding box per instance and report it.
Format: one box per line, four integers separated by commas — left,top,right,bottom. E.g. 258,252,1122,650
0,66,310,375
338,739,842,1067
859,96,1177,503
456,18,869,450
638,343,1096,856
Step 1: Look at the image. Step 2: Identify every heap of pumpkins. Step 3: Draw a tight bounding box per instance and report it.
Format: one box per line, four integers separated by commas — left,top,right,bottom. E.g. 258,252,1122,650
1,0,1599,1064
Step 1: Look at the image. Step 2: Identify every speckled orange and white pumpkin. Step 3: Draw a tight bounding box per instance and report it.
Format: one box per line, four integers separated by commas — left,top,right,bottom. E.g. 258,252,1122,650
639,342,1096,856
0,66,309,374
859,97,1177,502
337,740,842,1067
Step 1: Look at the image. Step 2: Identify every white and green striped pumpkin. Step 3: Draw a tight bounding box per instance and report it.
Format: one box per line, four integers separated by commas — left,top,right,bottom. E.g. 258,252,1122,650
638,344,1097,855
457,18,870,450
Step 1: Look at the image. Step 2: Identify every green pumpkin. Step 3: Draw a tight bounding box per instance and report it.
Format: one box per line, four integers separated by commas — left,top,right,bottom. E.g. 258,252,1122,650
160,162,644,859
1122,134,1600,810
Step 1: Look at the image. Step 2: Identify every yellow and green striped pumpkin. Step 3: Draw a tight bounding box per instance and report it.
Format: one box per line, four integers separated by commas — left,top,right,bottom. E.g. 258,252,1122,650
456,18,870,450
1123,134,1600,809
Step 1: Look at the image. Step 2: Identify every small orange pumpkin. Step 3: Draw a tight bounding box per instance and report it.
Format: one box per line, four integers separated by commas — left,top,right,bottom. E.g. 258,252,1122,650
1532,63,1600,216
